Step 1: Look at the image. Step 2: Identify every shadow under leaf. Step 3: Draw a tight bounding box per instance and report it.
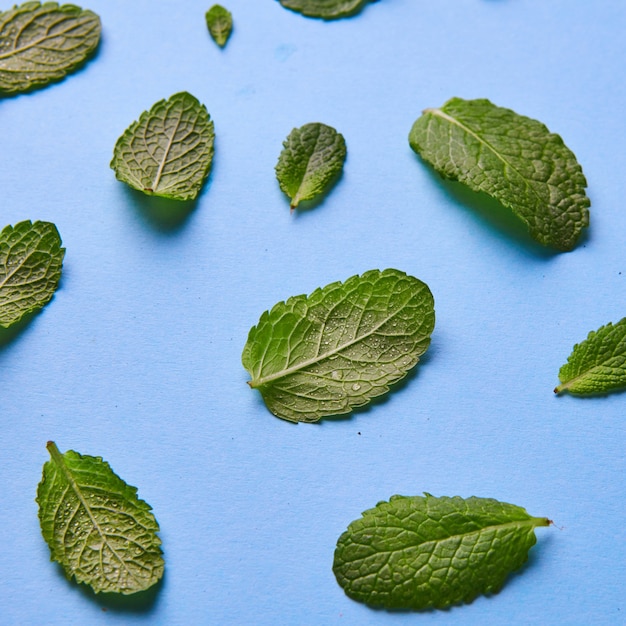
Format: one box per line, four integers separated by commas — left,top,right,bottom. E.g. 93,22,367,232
419,161,583,259
68,566,164,615
0,310,40,351
124,186,197,233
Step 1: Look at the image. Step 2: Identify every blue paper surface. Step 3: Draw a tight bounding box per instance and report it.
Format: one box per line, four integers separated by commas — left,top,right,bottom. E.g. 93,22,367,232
1,0,625,624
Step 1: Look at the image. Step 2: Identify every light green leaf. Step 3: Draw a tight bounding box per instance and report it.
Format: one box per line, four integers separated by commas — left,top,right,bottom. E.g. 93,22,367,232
277,0,371,19
409,98,590,251
37,442,164,595
333,494,550,611
111,91,215,201
0,2,101,95
206,4,232,48
555,318,626,395
0,220,64,328
275,122,346,210
242,269,435,423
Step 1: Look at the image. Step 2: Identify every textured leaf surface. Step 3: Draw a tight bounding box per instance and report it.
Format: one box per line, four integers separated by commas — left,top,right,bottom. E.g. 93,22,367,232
275,122,346,210
555,318,626,395
0,220,64,328
111,91,215,201
242,269,435,423
409,97,590,251
0,2,101,95
206,4,232,48
37,442,164,595
277,0,370,19
333,494,550,611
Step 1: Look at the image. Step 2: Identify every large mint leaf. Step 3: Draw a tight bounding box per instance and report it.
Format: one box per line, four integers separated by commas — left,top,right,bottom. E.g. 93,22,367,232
275,122,346,210
242,269,435,423
409,98,590,251
333,494,550,611
0,2,101,95
0,220,64,328
555,318,626,395
37,442,164,595
206,4,232,48
277,0,371,19
111,91,215,201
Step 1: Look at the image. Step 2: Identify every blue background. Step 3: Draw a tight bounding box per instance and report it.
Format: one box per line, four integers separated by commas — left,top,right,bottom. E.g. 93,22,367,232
1,1,625,624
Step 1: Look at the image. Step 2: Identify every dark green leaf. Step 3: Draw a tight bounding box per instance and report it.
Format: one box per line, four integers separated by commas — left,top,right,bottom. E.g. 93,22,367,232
333,494,550,610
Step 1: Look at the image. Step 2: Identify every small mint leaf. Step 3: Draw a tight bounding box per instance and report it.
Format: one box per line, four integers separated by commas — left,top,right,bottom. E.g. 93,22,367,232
0,2,101,95
37,442,164,595
242,269,435,423
555,318,626,395
111,92,215,201
275,122,346,210
333,494,550,611
409,98,590,251
206,5,233,48
0,220,64,328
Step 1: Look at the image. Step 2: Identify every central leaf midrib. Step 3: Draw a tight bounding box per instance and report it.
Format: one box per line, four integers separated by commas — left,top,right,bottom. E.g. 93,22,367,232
556,355,624,392
355,517,547,556
293,126,325,204
48,444,140,585
0,18,89,62
150,106,185,192
250,301,410,387
427,107,545,209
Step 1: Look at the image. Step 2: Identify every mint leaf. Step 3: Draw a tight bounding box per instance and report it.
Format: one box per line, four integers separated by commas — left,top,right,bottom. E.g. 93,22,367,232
0,2,101,95
277,0,371,19
37,442,164,595
333,494,550,611
206,4,232,48
409,98,590,251
275,122,346,210
242,269,435,423
555,318,626,395
0,220,64,328
111,91,215,201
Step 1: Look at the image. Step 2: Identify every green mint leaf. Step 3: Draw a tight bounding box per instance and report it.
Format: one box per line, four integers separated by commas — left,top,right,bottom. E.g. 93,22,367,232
111,91,215,201
275,122,347,210
555,318,626,395
277,0,371,19
0,2,101,95
333,494,550,611
205,5,232,48
0,220,64,328
37,441,164,595
409,98,590,251
242,269,435,423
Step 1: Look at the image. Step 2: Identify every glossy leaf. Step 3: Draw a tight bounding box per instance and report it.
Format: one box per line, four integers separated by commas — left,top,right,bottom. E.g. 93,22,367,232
111,91,215,201
555,317,626,395
275,122,346,210
206,4,232,48
409,98,590,251
0,220,64,328
37,442,164,595
333,494,550,610
0,2,101,95
242,269,435,422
